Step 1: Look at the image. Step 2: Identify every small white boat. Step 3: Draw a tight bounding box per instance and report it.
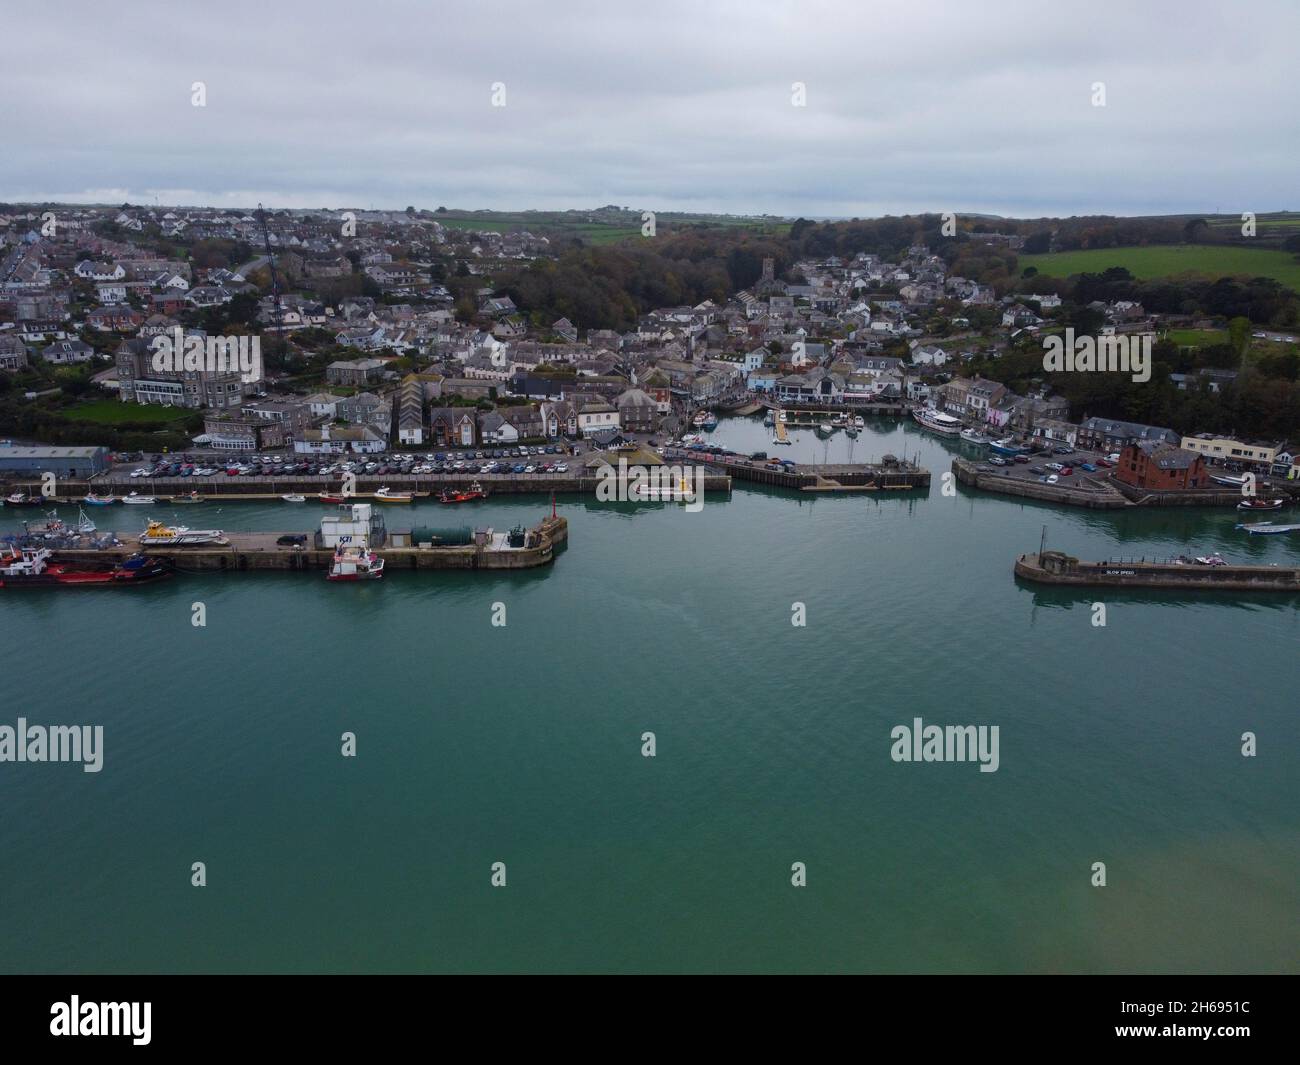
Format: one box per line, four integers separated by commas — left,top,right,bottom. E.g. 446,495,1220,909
281,494,306,503
123,492,156,505
815,422,835,437
1236,497,1284,512
373,486,413,503
1236,521,1300,535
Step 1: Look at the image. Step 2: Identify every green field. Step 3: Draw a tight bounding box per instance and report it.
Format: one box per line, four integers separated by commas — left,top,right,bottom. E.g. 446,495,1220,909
66,400,192,425
1164,328,1228,347
1022,244,1300,290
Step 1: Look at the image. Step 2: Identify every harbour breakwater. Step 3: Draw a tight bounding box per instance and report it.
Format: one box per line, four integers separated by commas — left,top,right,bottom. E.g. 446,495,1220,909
52,516,568,573
1014,550,1300,592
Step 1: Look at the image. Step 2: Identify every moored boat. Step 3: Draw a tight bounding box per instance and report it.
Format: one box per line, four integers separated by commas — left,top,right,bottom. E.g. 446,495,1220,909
1237,497,1284,511
138,520,228,546
815,421,835,437
327,537,385,580
373,486,413,503
1235,521,1300,535
1209,472,1252,488
989,437,1028,456
438,481,487,504
0,544,169,588
319,492,347,504
83,493,118,505
171,490,205,504
281,494,306,503
910,406,963,437
122,491,156,505
960,427,990,446
4,492,44,506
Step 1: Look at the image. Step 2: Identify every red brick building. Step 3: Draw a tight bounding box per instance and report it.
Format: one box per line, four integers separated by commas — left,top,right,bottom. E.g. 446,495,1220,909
1116,442,1206,490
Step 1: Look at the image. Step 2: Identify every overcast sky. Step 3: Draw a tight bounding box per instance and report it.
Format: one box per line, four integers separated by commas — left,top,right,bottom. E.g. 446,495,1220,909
4,0,1297,219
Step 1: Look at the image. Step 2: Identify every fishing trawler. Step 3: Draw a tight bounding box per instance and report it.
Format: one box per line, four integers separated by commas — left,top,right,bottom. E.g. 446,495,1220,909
989,437,1028,457
0,544,169,587
138,520,228,546
171,490,205,504
438,481,486,504
4,492,43,507
960,427,990,446
83,492,118,505
910,406,963,437
692,410,718,430
327,536,385,581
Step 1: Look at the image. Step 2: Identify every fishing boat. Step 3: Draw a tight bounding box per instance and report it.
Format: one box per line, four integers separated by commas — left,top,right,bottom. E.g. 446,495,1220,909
171,490,205,504
138,520,228,546
319,492,348,504
4,492,44,507
960,428,990,446
0,544,169,588
1236,497,1284,511
327,537,385,581
281,494,306,503
844,422,859,437
438,481,486,504
691,410,718,430
910,406,963,437
989,437,1028,457
122,491,156,505
83,493,118,505
373,486,413,503
815,421,835,437
764,409,776,427
73,507,97,534
1235,521,1300,535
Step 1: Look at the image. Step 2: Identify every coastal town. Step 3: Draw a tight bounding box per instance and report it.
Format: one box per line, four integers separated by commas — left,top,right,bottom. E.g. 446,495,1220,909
1,202,1299,588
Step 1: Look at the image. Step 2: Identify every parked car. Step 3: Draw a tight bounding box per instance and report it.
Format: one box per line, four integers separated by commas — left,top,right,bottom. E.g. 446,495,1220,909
1080,462,1097,472
276,534,307,546
988,456,1008,466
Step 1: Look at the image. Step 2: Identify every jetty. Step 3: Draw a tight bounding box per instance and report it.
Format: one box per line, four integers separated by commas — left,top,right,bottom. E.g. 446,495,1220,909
1015,550,1300,592
51,514,568,573
662,448,929,492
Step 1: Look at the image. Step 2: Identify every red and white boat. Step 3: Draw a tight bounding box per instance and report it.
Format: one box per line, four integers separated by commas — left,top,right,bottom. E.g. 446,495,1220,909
319,492,348,504
326,537,385,581
438,481,486,504
1237,497,1285,512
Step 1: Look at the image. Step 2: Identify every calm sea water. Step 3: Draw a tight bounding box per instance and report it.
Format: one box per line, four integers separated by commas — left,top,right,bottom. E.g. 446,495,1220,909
1,416,1297,973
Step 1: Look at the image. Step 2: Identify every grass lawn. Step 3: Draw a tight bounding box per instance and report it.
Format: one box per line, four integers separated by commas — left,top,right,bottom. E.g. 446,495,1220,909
66,400,192,424
1021,245,1300,291
1164,329,1228,347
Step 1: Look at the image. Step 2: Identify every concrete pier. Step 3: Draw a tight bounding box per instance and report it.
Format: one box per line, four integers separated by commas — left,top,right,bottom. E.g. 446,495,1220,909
52,516,568,573
1015,550,1300,592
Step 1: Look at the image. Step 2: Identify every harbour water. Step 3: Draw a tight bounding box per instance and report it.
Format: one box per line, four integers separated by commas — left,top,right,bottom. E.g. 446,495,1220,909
1,416,1297,973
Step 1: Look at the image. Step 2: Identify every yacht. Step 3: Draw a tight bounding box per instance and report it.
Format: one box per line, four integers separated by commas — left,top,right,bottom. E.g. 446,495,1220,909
910,406,963,437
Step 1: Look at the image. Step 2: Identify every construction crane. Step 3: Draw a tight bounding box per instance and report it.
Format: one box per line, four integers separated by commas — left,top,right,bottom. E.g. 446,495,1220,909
255,202,285,375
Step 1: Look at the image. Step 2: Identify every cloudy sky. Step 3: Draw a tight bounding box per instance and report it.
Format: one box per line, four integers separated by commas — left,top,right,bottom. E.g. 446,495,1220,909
4,0,1297,218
